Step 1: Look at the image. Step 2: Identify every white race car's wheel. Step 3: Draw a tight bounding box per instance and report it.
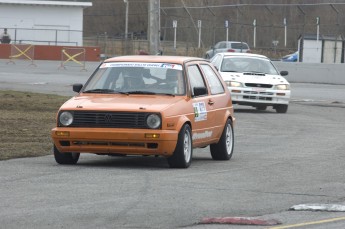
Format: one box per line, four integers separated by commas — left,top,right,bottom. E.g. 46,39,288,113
275,104,288,113
256,106,267,111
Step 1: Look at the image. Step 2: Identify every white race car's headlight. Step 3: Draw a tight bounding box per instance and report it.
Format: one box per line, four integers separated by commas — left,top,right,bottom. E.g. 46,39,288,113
146,114,161,129
226,81,243,87
59,111,74,126
275,84,290,90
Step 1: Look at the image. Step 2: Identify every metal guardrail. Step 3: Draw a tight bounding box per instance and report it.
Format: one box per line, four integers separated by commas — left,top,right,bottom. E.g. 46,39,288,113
16,40,78,46
1,27,82,46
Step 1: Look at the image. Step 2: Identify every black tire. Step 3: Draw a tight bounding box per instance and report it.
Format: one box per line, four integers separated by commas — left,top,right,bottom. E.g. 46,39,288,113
210,119,234,160
275,104,288,113
256,106,267,111
54,145,80,165
167,124,192,168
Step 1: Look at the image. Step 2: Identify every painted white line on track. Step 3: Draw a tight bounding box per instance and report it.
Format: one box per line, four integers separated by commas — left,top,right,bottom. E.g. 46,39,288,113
28,82,48,85
269,216,345,229
290,203,345,212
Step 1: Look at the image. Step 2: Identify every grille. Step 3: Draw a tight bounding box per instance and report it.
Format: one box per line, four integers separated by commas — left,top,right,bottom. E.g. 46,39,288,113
62,111,152,128
245,83,272,88
243,91,274,96
72,141,146,147
243,95,272,101
243,90,273,101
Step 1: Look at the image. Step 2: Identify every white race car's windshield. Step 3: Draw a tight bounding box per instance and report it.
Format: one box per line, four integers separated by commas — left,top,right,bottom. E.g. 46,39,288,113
221,57,279,75
83,62,185,95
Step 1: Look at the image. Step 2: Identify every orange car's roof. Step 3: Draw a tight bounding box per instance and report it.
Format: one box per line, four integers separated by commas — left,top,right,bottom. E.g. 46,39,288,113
105,55,206,65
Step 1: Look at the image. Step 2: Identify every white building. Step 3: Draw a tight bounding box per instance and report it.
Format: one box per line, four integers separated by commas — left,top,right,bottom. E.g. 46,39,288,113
298,34,344,63
0,0,92,46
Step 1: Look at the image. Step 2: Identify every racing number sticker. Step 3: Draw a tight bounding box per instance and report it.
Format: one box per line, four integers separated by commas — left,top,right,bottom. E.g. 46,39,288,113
193,102,207,122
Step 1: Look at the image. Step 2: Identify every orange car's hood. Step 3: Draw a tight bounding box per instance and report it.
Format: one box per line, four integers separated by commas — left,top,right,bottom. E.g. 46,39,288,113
60,94,186,112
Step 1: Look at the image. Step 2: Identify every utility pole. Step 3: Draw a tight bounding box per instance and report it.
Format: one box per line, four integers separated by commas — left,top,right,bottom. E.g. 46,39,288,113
148,0,160,55
124,0,128,39
331,4,340,63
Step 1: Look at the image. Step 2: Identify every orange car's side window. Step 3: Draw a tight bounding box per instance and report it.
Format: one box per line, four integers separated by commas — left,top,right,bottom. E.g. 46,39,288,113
187,65,207,97
200,64,225,95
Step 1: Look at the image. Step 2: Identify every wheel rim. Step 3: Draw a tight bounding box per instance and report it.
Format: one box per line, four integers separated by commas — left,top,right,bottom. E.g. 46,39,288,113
71,153,79,160
225,123,233,155
183,129,192,163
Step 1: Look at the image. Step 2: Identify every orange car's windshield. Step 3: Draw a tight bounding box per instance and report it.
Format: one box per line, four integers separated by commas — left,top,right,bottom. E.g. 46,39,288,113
83,62,186,95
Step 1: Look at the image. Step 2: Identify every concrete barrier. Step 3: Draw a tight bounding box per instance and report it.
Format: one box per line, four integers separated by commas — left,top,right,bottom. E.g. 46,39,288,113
273,61,345,85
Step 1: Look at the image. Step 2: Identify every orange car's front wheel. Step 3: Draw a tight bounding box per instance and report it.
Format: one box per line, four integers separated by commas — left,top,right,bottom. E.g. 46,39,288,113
54,145,80,165
167,124,192,168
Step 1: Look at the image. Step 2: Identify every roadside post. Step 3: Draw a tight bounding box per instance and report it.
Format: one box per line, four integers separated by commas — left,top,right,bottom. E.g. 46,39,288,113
284,18,287,47
197,20,202,48
253,19,256,48
225,20,229,43
173,20,177,50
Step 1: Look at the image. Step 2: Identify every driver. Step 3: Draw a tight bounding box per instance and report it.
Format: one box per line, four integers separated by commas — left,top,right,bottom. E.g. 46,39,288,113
121,68,145,89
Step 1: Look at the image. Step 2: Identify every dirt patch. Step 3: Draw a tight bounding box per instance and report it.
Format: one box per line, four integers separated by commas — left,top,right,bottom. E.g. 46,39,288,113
0,90,70,160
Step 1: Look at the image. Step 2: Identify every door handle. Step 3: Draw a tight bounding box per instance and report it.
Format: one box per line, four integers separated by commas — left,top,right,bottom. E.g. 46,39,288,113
208,100,214,105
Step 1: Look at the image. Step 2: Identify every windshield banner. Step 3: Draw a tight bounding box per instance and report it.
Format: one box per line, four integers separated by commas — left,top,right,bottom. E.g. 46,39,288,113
100,62,183,70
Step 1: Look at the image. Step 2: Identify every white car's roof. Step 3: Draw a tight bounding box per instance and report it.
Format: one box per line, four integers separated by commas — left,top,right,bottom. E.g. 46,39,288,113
221,41,249,44
217,52,270,60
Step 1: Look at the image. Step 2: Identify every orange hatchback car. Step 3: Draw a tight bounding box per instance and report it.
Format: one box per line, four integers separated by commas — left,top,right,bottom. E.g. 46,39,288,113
51,55,235,168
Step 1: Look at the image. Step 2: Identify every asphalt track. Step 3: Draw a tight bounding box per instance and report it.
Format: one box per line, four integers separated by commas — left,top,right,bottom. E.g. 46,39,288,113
1,59,345,229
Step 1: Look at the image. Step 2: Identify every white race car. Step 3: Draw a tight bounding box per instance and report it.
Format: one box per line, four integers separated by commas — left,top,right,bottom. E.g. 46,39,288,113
211,52,290,113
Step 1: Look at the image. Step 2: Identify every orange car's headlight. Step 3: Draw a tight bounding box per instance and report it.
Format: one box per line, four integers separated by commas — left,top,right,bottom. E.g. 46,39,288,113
146,114,161,129
59,111,74,126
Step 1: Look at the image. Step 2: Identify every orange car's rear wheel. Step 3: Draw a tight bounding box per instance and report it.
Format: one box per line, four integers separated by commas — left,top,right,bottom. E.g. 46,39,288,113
210,119,234,160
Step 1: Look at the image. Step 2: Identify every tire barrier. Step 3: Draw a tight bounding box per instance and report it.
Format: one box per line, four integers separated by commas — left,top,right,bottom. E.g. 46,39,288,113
7,44,36,66
59,47,87,71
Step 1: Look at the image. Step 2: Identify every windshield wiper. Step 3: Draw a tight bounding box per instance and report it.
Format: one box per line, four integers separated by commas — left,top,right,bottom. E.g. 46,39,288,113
83,89,128,94
157,93,175,97
222,70,238,72
126,91,157,95
126,91,175,97
83,89,114,93
243,71,265,75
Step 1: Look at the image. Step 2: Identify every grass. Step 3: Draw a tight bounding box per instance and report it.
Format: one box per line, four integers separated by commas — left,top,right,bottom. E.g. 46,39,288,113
0,90,70,160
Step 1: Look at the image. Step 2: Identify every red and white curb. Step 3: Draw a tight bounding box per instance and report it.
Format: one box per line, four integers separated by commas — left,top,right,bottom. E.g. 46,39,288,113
199,204,345,225
200,216,281,226
290,204,345,212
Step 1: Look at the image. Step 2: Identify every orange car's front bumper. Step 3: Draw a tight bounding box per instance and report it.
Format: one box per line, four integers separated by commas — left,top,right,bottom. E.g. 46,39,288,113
51,127,178,157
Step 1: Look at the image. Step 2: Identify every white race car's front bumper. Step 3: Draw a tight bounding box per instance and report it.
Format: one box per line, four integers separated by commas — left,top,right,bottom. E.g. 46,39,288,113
229,87,290,106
